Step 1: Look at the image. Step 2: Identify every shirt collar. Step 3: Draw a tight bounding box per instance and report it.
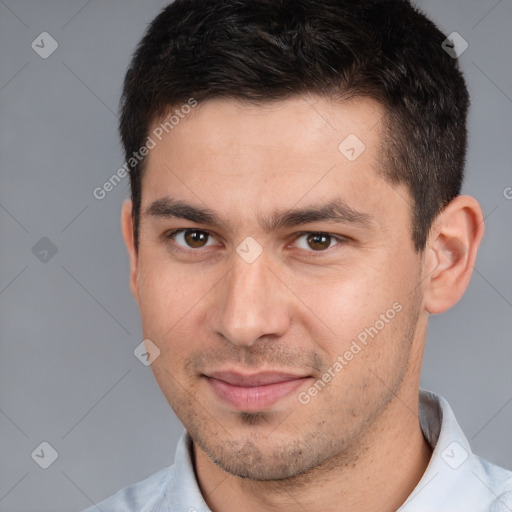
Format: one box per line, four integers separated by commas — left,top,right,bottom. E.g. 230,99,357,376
400,389,507,511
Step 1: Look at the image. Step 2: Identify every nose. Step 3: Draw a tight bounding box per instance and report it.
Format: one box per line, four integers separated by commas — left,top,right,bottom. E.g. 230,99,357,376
210,251,291,347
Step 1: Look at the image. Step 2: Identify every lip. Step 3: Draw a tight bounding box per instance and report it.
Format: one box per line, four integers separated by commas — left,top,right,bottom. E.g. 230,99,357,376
205,371,311,411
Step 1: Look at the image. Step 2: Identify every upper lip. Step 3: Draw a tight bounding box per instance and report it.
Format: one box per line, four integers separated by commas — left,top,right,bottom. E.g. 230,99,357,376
206,371,310,387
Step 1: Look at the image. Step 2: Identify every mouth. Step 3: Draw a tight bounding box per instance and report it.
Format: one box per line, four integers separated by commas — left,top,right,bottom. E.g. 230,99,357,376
204,371,312,411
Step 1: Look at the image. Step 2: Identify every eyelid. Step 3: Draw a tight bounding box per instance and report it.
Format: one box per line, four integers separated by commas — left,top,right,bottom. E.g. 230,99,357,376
289,231,347,252
164,228,222,249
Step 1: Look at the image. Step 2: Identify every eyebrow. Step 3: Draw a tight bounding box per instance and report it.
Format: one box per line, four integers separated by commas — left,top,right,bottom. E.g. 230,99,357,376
143,196,375,232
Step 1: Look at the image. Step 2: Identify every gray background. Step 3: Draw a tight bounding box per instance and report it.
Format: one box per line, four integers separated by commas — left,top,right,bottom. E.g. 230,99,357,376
0,0,511,511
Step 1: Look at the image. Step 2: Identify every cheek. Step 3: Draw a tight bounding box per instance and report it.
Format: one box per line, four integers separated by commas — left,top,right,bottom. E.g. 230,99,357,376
136,255,195,339
293,264,391,355
136,254,217,367
298,250,418,365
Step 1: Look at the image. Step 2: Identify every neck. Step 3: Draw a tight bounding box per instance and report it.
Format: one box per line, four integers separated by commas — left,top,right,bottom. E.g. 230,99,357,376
193,389,432,512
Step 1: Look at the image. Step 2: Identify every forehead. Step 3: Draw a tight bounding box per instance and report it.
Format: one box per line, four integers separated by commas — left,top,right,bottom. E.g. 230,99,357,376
148,95,384,161
141,95,410,230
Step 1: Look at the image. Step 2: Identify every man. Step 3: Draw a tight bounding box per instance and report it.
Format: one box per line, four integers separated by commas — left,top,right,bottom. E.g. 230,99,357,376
85,0,512,510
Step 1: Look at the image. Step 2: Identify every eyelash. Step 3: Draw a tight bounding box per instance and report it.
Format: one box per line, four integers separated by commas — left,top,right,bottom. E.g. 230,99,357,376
163,229,347,255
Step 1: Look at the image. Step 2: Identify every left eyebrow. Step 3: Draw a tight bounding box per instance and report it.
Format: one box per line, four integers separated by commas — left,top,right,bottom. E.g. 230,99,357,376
143,196,375,232
259,198,375,232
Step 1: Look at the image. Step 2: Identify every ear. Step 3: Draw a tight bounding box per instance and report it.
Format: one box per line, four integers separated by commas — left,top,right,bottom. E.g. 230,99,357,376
121,199,140,305
423,195,484,315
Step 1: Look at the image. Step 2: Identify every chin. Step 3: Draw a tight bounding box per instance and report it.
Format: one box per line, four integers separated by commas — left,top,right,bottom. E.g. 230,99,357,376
196,431,329,481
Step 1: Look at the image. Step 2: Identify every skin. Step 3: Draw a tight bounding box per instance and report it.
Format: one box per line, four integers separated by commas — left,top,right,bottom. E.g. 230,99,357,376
121,95,484,512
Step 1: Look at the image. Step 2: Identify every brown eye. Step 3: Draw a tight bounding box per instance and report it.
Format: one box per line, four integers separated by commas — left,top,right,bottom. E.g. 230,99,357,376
167,229,216,249
183,230,209,248
306,233,332,250
292,232,345,253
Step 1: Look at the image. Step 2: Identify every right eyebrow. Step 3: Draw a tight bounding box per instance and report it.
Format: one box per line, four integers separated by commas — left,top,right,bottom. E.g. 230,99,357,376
144,197,222,226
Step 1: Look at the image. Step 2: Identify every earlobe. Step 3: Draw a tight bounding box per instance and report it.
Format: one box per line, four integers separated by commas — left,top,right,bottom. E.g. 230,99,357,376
121,199,140,304
423,195,484,315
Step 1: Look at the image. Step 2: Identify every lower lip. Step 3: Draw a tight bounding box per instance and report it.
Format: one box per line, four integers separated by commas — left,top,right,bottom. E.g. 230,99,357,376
206,377,310,411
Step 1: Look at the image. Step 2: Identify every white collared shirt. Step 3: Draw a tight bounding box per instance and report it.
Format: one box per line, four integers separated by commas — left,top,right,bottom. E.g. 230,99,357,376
84,390,512,512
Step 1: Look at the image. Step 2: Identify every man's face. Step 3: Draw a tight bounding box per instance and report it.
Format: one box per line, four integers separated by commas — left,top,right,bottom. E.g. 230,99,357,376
130,96,427,480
